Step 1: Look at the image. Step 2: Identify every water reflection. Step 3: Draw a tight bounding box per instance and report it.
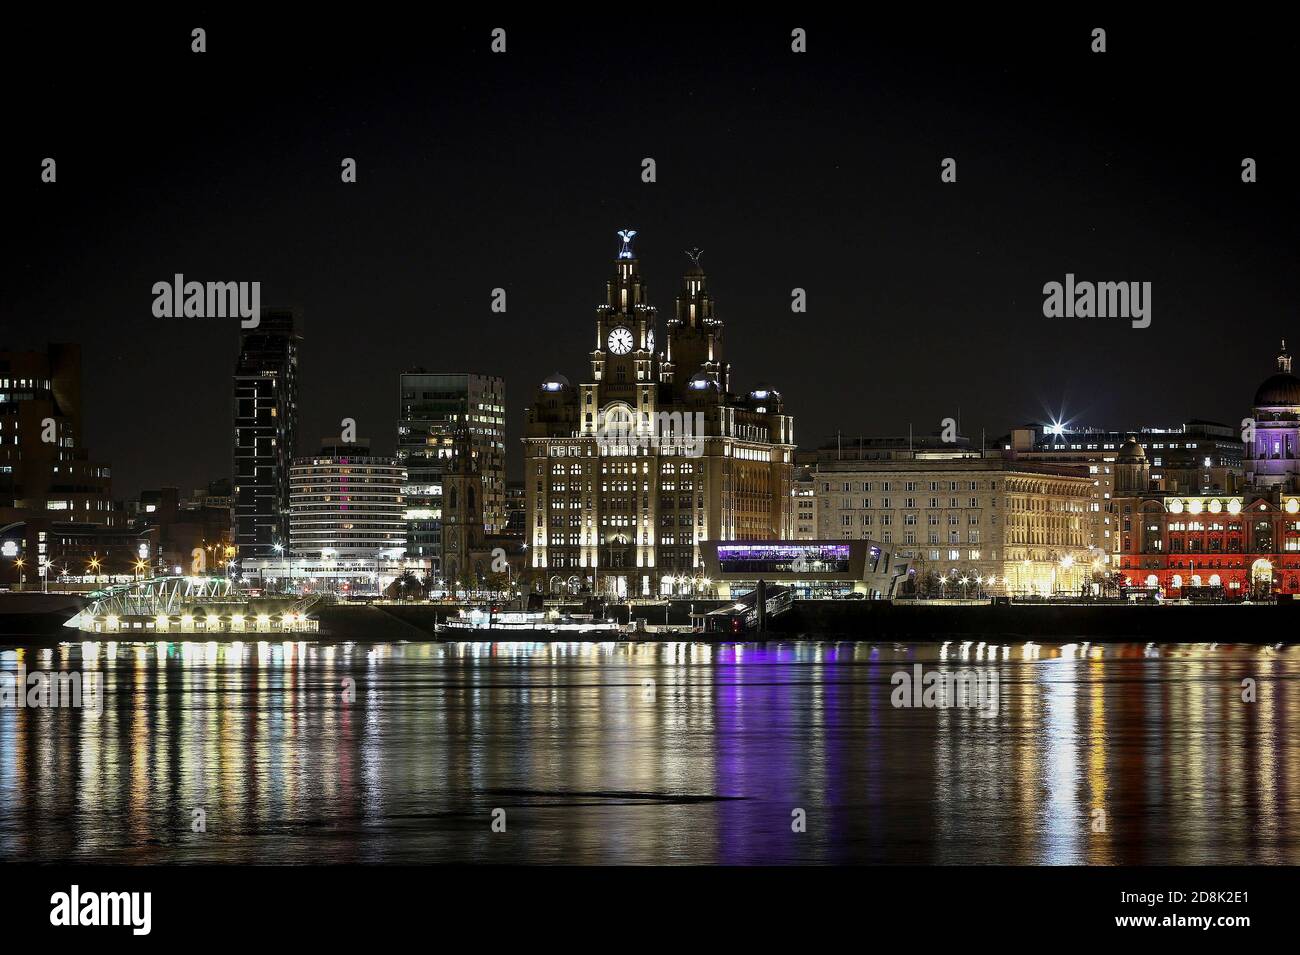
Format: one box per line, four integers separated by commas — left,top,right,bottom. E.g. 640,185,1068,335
0,640,1296,864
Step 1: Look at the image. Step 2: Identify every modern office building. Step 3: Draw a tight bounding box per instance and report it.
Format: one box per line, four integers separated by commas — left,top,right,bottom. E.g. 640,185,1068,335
522,232,797,598
242,440,407,594
396,371,506,579
289,439,407,560
0,344,116,525
233,309,301,567
503,479,526,539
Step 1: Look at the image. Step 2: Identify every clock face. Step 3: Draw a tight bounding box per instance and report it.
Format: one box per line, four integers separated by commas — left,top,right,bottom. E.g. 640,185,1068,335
646,328,655,352
607,325,634,355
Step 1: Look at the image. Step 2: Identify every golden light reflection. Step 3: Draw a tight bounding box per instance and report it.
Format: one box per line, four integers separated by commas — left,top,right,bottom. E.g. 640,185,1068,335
0,640,1296,863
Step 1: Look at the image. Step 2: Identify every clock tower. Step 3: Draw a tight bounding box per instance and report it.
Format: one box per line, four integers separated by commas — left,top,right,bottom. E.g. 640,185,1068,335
590,230,658,402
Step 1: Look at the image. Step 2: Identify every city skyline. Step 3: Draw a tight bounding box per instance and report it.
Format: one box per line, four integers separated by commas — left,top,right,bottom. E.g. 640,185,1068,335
7,12,1300,916
6,255,1293,503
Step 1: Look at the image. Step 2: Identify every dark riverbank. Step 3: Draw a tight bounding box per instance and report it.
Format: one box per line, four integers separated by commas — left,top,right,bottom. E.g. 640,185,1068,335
4,594,1297,644
772,599,1298,641
316,600,1299,643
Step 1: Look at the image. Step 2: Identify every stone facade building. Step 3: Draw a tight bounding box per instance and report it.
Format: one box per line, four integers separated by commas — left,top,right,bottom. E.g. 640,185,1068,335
522,233,796,597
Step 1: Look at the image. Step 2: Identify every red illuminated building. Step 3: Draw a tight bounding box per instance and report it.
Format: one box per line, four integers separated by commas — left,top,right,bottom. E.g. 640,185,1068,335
1115,342,1300,598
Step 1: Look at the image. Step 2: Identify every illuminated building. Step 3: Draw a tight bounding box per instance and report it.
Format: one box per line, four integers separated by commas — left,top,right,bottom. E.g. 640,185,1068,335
0,344,123,588
700,540,905,599
233,309,300,565
813,454,1093,595
248,441,407,595
130,483,233,575
396,371,506,576
792,466,818,539
289,440,406,560
0,344,115,524
999,420,1243,563
1244,340,1300,489
523,233,797,597
1116,490,1300,597
1115,343,1300,596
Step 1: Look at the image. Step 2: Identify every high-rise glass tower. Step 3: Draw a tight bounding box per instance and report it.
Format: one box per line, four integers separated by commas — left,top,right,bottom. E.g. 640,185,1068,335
233,310,301,565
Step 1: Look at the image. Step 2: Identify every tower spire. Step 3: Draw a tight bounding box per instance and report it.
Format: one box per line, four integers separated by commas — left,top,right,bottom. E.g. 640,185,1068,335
1280,338,1292,374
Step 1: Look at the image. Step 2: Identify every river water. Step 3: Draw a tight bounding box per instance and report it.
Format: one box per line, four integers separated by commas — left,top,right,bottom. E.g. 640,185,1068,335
1,639,1296,864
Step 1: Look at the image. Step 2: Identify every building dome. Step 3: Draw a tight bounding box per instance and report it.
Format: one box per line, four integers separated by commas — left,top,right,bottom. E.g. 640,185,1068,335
540,372,571,392
1254,341,1300,406
748,383,781,400
1253,372,1300,407
687,370,717,391
1117,437,1146,463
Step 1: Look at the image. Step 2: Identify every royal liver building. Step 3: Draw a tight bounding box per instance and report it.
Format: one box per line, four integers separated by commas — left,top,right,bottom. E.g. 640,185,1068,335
523,232,796,597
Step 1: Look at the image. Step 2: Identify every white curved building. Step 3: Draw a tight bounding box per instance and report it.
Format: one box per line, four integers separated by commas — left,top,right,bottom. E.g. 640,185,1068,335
289,441,407,560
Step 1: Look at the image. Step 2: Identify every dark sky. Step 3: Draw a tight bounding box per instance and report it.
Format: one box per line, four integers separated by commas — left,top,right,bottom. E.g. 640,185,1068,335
5,13,1298,498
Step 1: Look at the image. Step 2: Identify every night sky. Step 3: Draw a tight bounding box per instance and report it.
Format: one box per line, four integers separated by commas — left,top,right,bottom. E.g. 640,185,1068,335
5,14,1298,498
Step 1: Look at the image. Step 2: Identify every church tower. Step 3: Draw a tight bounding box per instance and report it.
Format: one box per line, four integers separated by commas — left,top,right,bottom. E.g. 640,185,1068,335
440,424,484,591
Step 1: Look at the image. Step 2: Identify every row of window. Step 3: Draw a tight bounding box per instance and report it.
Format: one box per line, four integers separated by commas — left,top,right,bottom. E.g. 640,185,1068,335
823,480,989,493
